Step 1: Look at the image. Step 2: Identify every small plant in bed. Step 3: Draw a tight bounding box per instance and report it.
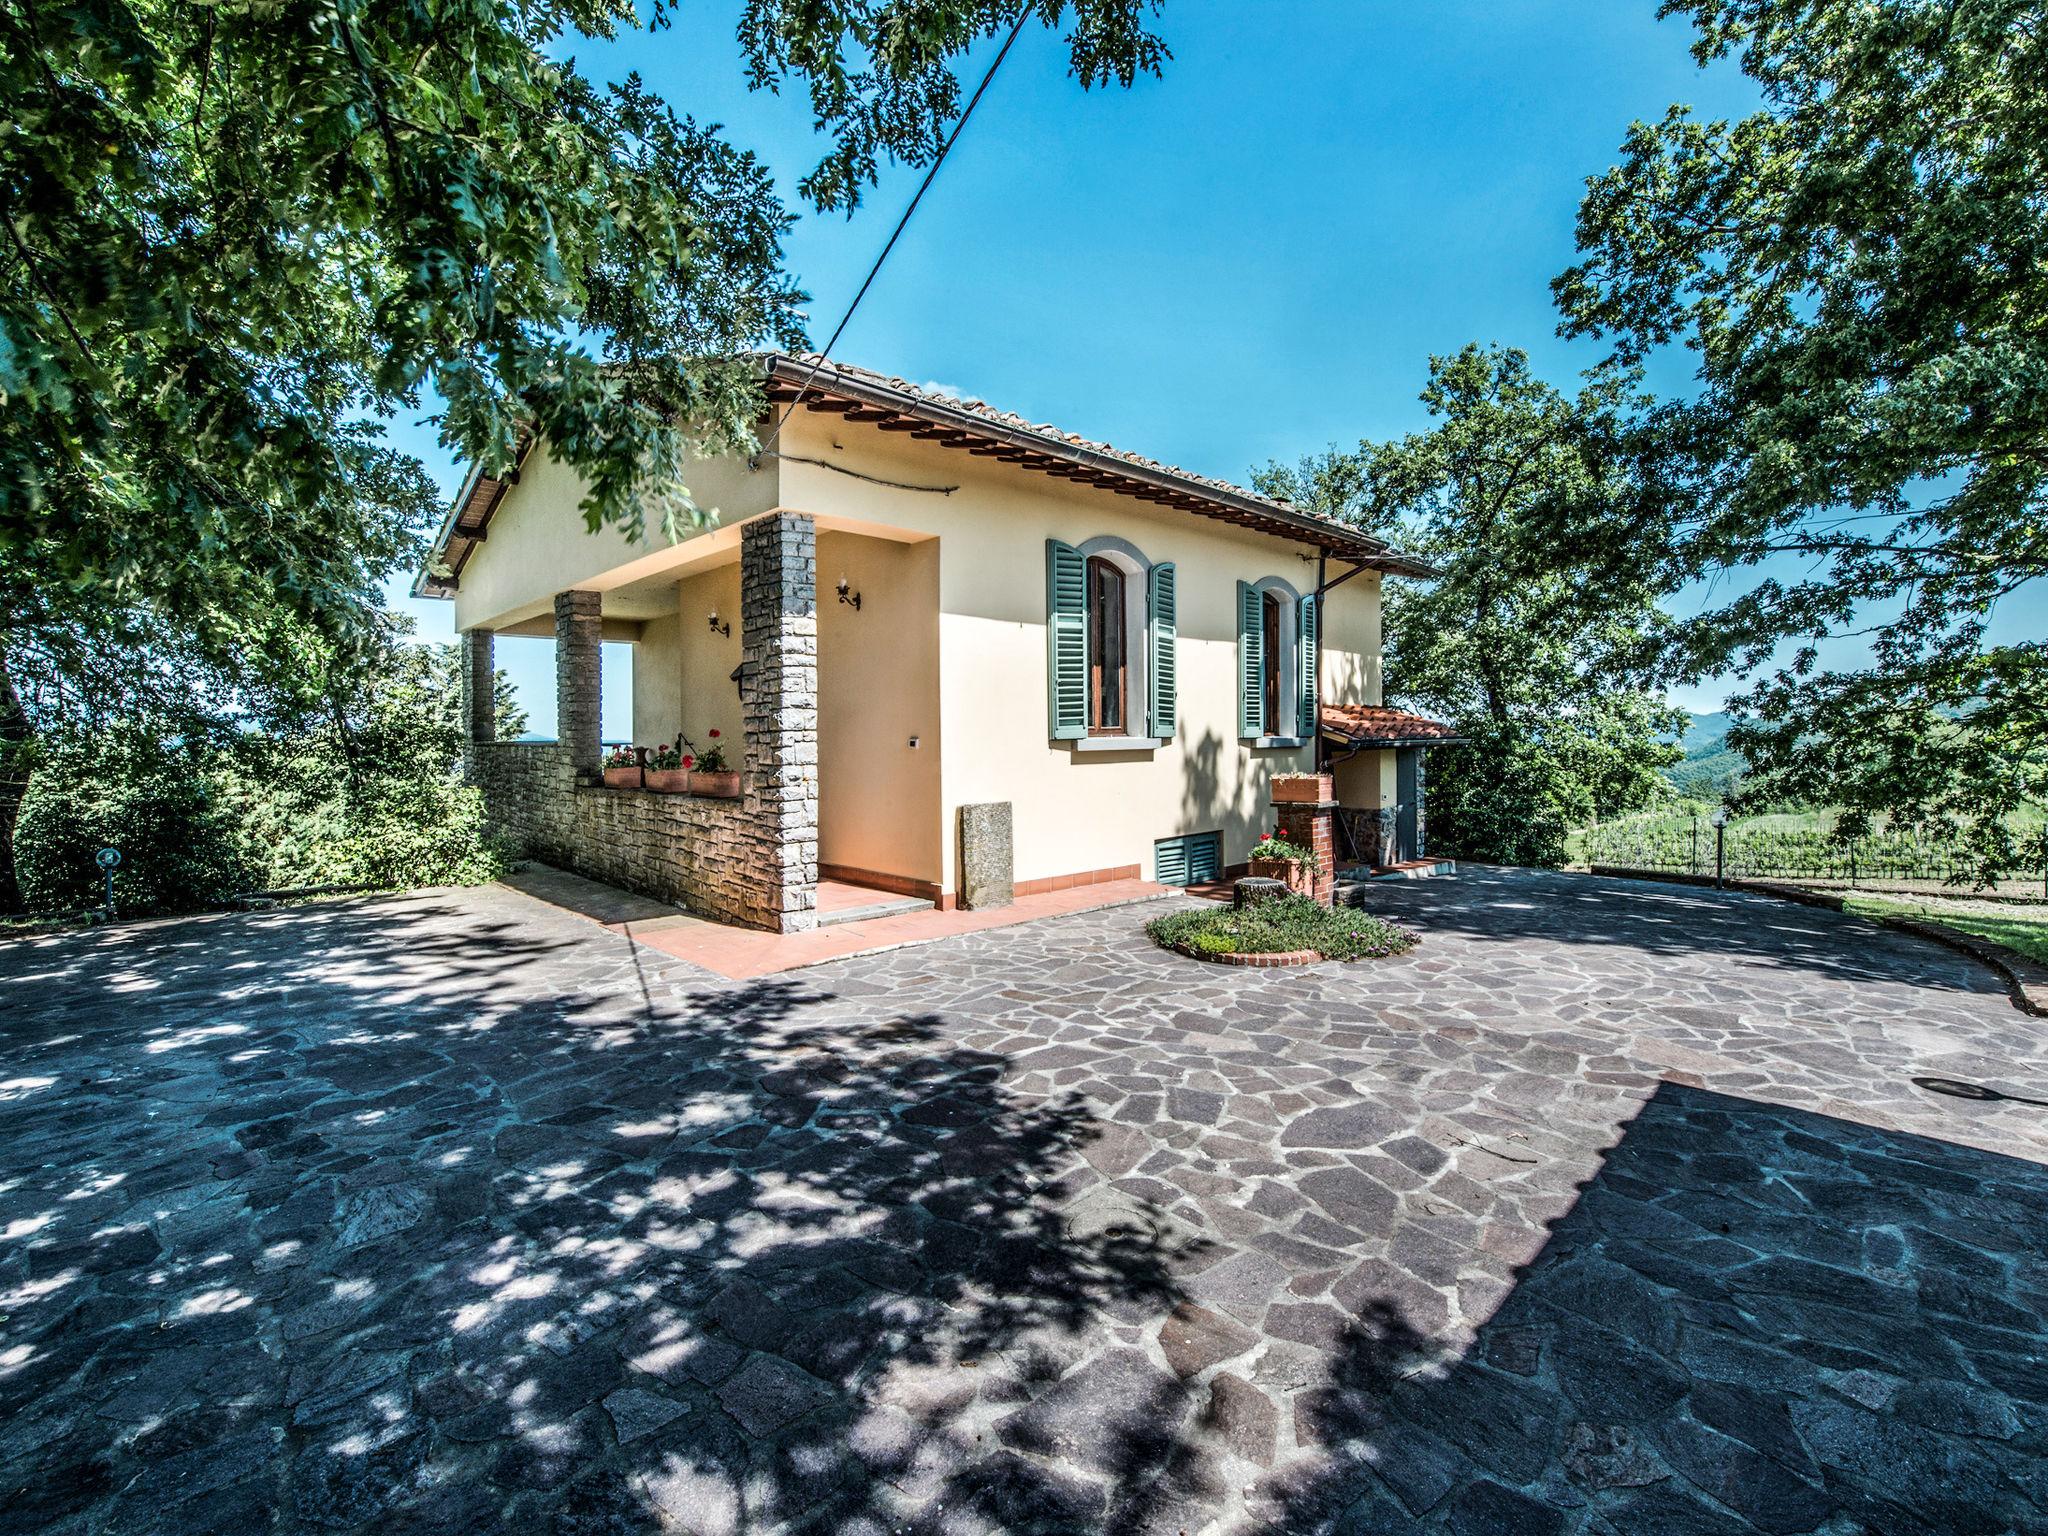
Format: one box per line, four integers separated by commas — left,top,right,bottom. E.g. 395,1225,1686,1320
1147,896,1419,961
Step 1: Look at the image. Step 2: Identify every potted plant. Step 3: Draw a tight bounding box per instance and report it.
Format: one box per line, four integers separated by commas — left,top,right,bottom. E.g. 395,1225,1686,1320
689,730,740,798
644,741,690,793
1248,830,1320,896
601,744,642,789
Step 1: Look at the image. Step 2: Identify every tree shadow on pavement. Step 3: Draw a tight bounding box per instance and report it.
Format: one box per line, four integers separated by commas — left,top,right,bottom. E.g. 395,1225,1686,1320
1244,1081,2048,1534
8,894,2048,1536
1348,864,2016,1001
0,893,1206,1535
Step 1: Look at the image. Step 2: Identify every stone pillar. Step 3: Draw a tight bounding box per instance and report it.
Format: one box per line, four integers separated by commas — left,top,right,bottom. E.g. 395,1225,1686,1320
555,590,602,778
1273,773,1337,906
1357,808,1397,869
460,629,496,748
958,803,1014,910
740,514,818,933
1413,750,1428,860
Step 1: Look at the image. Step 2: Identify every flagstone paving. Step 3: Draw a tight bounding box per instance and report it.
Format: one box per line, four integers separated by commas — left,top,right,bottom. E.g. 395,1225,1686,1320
2,865,2046,1535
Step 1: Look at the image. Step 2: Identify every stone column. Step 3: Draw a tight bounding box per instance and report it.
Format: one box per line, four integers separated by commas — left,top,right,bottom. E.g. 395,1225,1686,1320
555,590,602,778
1363,808,1396,868
460,629,496,745
740,514,819,932
1413,749,1428,860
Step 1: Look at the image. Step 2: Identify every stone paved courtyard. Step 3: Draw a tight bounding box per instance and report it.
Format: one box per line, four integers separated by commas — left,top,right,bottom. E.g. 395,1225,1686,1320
3,865,2046,1536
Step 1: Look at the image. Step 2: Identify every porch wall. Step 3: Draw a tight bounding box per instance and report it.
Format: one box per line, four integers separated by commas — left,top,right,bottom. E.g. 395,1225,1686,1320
473,743,763,924
816,530,942,893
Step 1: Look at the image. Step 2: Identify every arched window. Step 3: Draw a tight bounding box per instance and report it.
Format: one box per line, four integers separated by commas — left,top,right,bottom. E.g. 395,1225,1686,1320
1087,555,1127,734
1045,537,1177,745
1239,576,1317,744
1262,588,1285,736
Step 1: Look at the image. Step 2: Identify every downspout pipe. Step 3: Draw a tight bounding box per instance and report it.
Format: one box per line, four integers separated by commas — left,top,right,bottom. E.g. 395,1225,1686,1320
1315,550,1326,773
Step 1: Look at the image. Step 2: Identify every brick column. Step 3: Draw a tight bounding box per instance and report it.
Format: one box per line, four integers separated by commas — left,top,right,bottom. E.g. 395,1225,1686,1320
740,514,818,933
1273,773,1337,906
555,590,602,778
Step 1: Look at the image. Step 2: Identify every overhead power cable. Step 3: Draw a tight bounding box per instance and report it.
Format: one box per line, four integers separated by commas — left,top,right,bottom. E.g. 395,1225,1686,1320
763,8,1032,449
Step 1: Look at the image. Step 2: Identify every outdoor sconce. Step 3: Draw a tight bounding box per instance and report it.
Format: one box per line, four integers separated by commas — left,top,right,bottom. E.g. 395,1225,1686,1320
837,575,862,612
707,609,730,637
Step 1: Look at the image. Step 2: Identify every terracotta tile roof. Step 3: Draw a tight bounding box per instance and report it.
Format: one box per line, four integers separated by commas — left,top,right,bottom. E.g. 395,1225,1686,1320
759,353,1432,573
415,353,1433,598
1320,704,1467,747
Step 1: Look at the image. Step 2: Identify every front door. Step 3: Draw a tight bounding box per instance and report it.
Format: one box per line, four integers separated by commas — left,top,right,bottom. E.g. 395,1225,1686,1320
1395,748,1420,863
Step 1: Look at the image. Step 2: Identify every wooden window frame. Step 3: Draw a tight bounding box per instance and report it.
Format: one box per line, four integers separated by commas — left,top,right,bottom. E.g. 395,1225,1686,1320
1087,555,1128,736
1261,588,1285,737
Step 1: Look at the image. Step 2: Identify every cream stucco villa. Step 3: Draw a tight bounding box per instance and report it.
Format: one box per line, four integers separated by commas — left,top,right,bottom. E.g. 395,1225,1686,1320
418,354,1459,933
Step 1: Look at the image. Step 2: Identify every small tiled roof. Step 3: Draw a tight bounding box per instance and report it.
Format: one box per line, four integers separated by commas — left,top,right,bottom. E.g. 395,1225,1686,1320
1321,704,1466,747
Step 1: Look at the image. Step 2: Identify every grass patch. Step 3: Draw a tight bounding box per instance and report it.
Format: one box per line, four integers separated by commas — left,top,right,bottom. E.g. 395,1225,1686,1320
1147,896,1419,962
1844,896,2048,967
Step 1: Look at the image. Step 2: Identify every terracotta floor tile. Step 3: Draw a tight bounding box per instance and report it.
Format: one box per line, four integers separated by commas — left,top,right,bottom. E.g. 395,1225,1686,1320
593,876,1173,978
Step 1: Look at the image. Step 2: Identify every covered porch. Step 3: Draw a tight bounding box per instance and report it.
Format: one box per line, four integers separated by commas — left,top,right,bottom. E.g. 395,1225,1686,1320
1320,703,1466,873
458,509,942,934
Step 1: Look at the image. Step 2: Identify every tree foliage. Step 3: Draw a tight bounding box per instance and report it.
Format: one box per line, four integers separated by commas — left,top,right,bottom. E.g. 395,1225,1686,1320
2,0,1167,658
228,640,518,892
0,0,1165,903
1258,345,1683,866
1555,0,2048,876
14,736,255,916
13,634,524,914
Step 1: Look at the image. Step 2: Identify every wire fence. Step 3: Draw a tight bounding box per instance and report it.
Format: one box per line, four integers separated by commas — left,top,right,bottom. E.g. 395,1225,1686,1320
1581,814,2048,892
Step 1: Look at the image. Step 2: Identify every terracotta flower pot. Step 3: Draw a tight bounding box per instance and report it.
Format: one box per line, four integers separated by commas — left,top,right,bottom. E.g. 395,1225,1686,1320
690,770,741,799
644,767,690,793
601,765,641,789
1272,773,1334,804
1249,856,1313,896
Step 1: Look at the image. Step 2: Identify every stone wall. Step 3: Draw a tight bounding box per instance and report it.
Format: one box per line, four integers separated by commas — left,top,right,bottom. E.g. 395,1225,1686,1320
475,743,766,927
472,516,820,933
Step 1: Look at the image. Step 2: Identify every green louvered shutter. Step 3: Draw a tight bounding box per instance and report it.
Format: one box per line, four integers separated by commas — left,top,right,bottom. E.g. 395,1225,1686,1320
1237,580,1264,739
1046,539,1087,740
1153,831,1220,887
1147,562,1177,739
1297,592,1320,741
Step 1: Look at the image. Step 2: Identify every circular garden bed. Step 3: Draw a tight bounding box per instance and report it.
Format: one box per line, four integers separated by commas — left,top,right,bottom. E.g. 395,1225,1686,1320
1146,894,1419,965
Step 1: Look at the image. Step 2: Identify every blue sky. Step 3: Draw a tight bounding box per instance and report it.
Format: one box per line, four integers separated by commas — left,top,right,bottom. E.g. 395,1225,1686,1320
384,1,2036,732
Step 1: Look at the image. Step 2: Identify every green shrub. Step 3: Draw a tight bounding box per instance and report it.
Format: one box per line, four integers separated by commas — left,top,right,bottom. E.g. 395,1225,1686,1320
222,739,510,891
1147,896,1420,962
14,740,257,916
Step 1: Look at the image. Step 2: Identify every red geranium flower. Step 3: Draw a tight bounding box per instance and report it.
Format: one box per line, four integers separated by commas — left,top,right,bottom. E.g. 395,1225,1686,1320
708,728,721,739
683,755,695,770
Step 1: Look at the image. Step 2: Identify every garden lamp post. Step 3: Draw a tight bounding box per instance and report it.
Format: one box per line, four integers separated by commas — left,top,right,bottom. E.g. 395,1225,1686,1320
1710,808,1728,890
96,847,121,916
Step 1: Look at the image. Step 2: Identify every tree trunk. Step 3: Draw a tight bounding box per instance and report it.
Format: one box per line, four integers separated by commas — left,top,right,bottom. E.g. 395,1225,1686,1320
0,648,33,912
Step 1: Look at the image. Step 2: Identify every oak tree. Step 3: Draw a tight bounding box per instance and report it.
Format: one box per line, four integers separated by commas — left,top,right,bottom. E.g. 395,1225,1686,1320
1555,0,2048,875
1258,346,1684,866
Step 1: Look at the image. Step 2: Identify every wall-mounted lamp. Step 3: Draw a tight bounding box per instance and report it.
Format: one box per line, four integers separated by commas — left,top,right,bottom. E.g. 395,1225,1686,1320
707,609,730,637
836,575,862,612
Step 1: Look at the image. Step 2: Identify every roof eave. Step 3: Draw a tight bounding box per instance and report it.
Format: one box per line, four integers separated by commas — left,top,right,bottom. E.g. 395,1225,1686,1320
1322,730,1469,749
760,354,1425,570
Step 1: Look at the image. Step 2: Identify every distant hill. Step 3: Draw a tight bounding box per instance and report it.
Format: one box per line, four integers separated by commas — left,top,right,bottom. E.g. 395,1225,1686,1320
1662,710,1745,798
